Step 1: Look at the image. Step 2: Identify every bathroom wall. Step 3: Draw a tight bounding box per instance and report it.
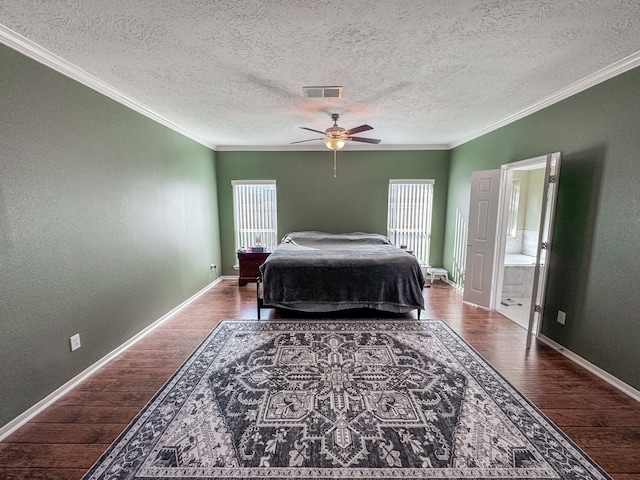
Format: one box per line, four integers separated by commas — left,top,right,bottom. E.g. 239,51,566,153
505,168,544,257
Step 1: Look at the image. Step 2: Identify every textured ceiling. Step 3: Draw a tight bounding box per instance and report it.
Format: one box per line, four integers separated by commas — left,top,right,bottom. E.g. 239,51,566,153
1,0,639,149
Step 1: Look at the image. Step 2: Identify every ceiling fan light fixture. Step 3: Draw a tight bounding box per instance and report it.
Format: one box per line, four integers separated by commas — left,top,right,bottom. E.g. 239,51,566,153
324,137,346,150
294,113,379,152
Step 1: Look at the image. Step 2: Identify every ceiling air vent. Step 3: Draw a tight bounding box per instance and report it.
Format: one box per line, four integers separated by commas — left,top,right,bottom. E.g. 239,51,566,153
303,86,343,98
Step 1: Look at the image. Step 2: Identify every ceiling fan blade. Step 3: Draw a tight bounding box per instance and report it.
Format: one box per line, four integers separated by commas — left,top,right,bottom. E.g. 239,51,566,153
290,138,324,144
348,136,382,144
345,124,373,135
299,126,327,135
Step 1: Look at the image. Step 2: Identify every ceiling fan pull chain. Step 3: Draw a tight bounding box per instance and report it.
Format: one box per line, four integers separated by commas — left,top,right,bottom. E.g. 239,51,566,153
333,150,337,178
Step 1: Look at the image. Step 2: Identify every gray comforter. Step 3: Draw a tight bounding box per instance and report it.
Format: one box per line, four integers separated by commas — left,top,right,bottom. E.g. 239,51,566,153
259,231,425,313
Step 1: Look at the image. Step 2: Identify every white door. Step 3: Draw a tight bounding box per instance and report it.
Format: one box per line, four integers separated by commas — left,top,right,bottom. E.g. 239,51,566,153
463,169,501,307
526,152,561,347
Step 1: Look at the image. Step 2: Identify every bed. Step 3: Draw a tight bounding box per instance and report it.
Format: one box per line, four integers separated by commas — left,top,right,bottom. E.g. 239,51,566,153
257,231,425,317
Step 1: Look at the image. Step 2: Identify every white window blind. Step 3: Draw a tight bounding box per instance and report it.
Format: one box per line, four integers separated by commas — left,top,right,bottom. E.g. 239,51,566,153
232,180,277,251
387,179,434,266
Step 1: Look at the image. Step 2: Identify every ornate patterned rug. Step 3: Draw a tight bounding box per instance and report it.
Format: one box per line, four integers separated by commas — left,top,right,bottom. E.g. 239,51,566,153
83,320,611,479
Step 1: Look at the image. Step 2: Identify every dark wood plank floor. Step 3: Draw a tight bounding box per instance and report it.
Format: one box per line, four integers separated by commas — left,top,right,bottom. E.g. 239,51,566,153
1,279,639,479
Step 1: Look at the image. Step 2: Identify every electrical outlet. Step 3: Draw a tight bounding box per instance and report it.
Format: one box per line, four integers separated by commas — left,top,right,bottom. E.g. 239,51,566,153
210,264,217,272
70,333,81,351
557,310,566,325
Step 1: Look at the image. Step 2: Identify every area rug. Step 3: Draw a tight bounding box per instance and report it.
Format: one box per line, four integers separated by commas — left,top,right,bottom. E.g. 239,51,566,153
83,319,611,479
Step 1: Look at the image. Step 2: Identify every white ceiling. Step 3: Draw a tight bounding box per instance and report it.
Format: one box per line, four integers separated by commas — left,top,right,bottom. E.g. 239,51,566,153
1,1,639,150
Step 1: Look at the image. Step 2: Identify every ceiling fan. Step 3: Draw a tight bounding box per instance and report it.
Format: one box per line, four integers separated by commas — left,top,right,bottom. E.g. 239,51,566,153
292,113,382,150
291,113,382,177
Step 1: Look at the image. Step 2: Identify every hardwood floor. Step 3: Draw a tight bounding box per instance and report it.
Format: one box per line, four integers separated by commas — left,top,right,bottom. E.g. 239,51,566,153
1,279,639,479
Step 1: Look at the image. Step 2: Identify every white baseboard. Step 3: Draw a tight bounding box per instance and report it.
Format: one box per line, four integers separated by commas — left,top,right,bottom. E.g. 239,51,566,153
0,277,223,442
538,334,640,403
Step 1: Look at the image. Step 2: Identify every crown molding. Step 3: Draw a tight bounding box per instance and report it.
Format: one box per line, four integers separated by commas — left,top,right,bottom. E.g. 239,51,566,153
3,23,638,153
450,50,640,148
0,24,218,150
216,143,449,152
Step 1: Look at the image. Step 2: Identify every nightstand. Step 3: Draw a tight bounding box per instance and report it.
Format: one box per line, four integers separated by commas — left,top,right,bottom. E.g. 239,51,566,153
237,251,271,286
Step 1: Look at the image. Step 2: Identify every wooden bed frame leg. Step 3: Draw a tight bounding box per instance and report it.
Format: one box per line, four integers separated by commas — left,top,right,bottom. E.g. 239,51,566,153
256,277,262,320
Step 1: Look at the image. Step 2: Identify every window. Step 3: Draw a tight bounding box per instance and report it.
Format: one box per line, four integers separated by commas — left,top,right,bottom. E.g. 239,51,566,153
507,179,520,237
387,179,434,266
232,180,277,252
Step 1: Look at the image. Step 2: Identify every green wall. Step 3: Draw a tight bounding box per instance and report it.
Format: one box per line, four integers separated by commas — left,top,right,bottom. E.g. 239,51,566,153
216,150,450,275
512,170,530,231
3,35,639,432
523,169,545,231
0,44,221,428
444,66,640,390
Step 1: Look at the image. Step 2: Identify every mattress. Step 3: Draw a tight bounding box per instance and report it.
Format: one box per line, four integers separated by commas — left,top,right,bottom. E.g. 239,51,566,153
259,231,425,313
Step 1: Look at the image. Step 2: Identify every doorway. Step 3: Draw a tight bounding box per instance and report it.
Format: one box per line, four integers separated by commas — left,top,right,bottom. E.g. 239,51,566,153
495,161,546,329
463,152,561,345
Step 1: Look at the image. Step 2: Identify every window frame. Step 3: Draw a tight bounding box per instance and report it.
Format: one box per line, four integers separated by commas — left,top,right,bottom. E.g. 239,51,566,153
231,180,278,256
507,179,521,238
386,179,435,266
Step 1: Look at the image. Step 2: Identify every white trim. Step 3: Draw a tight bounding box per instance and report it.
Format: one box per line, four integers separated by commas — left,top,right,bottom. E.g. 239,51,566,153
231,179,276,186
216,144,450,151
0,25,217,150
0,277,223,442
500,154,549,170
389,179,435,185
2,23,638,153
451,50,640,148
538,334,640,403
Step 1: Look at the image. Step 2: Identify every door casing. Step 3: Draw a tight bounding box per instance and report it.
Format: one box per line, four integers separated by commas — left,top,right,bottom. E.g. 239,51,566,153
464,153,561,344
